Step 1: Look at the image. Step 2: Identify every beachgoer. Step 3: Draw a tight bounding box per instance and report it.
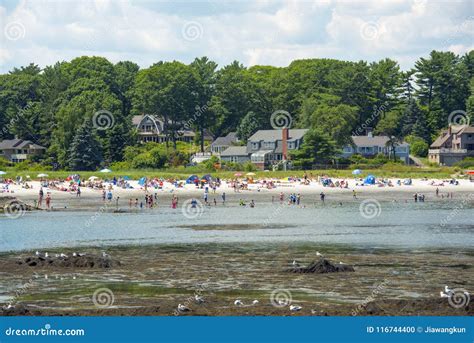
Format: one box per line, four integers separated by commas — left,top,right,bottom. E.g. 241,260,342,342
250,200,255,208
38,188,44,208
76,187,81,197
221,192,226,204
352,190,357,199
320,192,325,202
45,193,51,209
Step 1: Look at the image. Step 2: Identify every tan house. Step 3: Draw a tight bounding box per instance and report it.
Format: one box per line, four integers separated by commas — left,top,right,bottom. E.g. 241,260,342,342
429,125,474,165
0,139,46,163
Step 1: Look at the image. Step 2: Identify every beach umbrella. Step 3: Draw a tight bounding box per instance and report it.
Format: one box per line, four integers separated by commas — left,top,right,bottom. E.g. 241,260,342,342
138,177,147,186
467,170,474,175
88,176,99,181
234,172,243,177
0,171,6,175
123,176,130,180
100,168,112,173
37,173,49,178
246,172,256,176
352,169,362,175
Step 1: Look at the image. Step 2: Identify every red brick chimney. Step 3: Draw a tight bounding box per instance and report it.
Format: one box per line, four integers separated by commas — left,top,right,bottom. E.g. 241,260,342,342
282,128,289,160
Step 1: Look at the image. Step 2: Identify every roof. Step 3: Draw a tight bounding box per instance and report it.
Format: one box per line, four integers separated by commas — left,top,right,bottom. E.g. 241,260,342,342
220,146,249,157
132,114,164,126
430,130,450,148
248,129,309,142
0,139,45,150
351,135,409,147
430,125,474,148
211,132,238,147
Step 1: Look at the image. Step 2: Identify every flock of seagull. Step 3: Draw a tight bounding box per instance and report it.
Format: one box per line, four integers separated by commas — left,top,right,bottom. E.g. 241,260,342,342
34,251,110,258
177,296,302,313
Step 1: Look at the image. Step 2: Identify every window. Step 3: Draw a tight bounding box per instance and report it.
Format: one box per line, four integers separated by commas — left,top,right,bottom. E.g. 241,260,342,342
251,142,260,150
263,141,274,149
287,141,296,149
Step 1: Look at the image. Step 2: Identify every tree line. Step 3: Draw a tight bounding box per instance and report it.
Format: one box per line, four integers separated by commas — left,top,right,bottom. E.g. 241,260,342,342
0,50,473,170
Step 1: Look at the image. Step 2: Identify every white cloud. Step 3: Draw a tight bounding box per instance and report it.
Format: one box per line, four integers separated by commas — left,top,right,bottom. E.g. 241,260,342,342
0,0,472,73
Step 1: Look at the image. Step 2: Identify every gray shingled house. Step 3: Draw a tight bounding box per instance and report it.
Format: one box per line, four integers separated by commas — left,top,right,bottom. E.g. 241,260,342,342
0,139,46,163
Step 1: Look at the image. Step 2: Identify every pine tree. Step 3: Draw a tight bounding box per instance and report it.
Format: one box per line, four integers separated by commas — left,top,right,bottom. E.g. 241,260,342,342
67,120,103,171
237,111,262,141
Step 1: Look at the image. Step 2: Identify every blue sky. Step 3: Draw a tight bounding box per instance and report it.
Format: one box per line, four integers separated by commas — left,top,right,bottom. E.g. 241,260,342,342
0,0,473,72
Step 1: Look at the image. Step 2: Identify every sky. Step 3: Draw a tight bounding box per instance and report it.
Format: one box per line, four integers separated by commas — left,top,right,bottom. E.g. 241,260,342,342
0,0,473,73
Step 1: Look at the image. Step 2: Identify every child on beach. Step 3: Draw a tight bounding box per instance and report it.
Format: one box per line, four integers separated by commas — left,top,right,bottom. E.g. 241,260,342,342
45,193,51,209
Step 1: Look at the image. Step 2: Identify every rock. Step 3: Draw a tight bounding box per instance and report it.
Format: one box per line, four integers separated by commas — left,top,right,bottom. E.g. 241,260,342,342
16,254,121,269
1,303,30,316
287,258,355,273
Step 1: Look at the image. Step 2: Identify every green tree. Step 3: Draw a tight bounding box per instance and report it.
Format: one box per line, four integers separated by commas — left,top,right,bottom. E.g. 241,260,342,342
67,120,102,171
290,128,339,167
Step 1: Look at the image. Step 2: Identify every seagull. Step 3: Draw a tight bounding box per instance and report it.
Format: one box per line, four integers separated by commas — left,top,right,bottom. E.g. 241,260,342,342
444,285,452,294
101,252,109,258
78,253,86,257
339,262,344,265
55,254,60,258
44,274,48,280
316,252,322,257
44,252,49,258
4,304,13,310
290,305,302,311
440,291,449,298
60,253,68,258
292,260,299,267
252,300,259,305
278,299,287,306
35,251,40,256
194,295,204,304
177,304,190,312
72,252,77,257
234,299,243,306
73,276,76,280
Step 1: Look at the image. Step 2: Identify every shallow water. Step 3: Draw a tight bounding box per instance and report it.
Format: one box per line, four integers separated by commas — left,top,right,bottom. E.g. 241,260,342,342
1,199,473,251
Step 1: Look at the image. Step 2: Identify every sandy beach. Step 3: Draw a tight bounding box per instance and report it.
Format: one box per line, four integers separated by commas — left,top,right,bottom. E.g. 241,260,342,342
1,177,473,210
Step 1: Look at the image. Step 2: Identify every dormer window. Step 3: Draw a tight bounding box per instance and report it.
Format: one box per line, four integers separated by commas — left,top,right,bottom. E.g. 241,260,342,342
251,142,260,150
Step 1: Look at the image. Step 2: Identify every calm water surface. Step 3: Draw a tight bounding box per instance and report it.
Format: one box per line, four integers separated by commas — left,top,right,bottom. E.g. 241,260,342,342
0,201,473,252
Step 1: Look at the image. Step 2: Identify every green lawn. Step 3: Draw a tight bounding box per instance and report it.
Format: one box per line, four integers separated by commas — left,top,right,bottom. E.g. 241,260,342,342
0,165,464,180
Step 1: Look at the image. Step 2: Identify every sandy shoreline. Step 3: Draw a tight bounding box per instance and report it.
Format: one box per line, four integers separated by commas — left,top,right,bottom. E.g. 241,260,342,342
1,178,473,210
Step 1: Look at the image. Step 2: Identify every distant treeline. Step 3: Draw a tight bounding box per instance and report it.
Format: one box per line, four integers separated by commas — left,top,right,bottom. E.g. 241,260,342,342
0,50,473,170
